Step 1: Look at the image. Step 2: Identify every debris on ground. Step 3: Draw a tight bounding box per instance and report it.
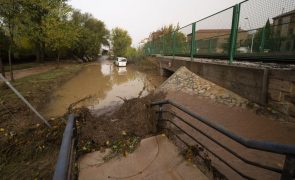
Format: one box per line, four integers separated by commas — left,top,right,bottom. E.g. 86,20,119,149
76,92,166,158
0,64,83,179
0,117,66,179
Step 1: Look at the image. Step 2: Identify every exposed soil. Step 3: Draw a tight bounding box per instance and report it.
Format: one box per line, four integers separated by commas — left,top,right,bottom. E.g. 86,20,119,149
0,117,66,179
0,58,166,179
76,92,166,157
0,63,83,179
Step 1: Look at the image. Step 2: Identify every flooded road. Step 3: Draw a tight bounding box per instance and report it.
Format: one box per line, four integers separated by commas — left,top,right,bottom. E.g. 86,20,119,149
44,59,161,118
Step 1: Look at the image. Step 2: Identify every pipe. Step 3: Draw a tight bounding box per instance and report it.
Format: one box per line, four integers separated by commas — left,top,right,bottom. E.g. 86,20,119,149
53,114,75,180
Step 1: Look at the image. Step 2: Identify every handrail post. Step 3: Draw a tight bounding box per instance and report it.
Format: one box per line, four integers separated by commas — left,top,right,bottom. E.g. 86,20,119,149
281,155,295,180
228,4,240,64
190,22,196,60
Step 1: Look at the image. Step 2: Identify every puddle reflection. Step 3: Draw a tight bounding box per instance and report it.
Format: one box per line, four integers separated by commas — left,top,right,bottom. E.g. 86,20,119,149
44,60,154,117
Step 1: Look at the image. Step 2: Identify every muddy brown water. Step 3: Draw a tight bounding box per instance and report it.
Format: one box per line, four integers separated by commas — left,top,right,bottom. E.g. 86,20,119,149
43,59,162,118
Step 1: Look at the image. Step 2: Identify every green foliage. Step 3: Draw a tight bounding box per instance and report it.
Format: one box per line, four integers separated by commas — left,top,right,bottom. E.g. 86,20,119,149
70,10,109,60
44,4,79,61
111,27,132,57
0,0,111,63
125,47,145,62
144,24,187,55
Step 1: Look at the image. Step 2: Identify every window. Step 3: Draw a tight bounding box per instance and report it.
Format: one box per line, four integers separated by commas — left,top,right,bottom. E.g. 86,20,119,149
291,15,295,23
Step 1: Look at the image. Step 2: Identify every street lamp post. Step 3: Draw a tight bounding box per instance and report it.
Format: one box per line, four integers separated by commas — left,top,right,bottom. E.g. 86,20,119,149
245,18,255,53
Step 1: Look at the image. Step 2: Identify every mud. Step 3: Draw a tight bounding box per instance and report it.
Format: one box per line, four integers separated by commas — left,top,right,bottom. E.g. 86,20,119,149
0,58,165,179
76,92,166,156
44,60,164,118
0,64,83,179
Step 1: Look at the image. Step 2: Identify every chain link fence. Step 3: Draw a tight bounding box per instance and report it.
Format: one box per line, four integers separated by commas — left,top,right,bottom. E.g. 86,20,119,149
143,0,295,63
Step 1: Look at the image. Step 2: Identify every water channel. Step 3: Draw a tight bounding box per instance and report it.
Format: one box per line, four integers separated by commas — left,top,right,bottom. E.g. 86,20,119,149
43,58,163,118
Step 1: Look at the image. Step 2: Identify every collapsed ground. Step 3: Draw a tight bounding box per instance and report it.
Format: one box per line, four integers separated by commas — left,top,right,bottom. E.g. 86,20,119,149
0,59,164,179
1,58,294,179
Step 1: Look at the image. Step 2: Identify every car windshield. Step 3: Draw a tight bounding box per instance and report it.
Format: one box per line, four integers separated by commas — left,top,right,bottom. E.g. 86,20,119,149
120,59,127,62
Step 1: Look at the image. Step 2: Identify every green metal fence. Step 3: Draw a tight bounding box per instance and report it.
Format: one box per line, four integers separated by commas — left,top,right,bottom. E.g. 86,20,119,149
143,0,295,63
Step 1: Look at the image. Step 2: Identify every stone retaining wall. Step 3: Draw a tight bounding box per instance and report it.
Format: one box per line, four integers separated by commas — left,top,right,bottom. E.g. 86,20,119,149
268,69,295,116
154,56,295,118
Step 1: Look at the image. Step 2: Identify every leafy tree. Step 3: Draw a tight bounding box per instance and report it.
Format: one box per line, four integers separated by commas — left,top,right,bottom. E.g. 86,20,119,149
111,27,132,57
0,0,24,80
71,10,109,60
44,4,78,62
125,47,145,62
0,27,9,76
0,0,110,66
146,24,187,55
21,0,68,62
244,19,273,53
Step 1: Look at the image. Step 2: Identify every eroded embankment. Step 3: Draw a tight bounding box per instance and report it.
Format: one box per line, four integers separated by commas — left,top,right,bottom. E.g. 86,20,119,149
0,63,83,179
75,92,166,158
0,59,165,179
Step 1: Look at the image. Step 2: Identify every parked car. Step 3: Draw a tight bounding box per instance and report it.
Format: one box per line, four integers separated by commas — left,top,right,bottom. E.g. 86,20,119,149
237,47,250,53
114,57,127,67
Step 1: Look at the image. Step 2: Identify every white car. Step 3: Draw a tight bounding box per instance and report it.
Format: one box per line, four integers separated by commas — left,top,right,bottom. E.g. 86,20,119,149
114,57,127,67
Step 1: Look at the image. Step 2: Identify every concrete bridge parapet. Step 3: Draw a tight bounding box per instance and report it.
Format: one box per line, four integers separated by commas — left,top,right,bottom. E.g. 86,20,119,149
153,56,295,118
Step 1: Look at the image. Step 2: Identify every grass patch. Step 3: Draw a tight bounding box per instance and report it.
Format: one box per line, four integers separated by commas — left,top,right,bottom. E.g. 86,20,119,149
4,63,41,72
0,63,83,179
0,64,82,102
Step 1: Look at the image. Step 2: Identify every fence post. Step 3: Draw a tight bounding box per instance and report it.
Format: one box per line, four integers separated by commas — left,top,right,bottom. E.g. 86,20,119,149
161,36,165,56
259,26,266,53
190,22,196,60
173,32,176,60
229,4,240,64
281,155,295,180
208,39,212,54
195,31,198,55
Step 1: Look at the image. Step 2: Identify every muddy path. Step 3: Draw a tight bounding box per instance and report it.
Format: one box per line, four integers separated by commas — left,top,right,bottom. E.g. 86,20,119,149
0,58,165,179
43,58,165,118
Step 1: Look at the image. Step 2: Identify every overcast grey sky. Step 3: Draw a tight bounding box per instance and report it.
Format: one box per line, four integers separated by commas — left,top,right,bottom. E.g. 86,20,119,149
67,0,245,47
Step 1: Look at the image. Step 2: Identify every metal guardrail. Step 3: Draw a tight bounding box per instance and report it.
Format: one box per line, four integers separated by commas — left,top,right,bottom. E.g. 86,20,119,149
151,99,295,180
53,114,77,180
143,0,295,63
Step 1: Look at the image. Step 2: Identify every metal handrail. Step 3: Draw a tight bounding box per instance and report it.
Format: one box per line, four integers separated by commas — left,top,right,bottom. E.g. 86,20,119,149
162,110,282,173
53,114,77,180
151,99,295,179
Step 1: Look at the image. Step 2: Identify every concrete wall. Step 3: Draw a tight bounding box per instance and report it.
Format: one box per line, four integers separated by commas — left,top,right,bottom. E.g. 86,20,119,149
155,56,295,117
268,69,295,116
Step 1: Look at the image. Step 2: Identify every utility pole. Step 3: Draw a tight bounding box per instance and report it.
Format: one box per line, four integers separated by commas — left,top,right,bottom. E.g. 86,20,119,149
0,49,4,77
245,17,255,53
0,74,52,128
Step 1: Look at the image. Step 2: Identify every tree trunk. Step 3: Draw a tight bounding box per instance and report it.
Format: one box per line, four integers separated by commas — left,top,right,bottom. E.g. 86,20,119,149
0,57,4,77
8,44,14,81
35,42,45,62
40,42,45,61
36,48,40,62
57,51,60,64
